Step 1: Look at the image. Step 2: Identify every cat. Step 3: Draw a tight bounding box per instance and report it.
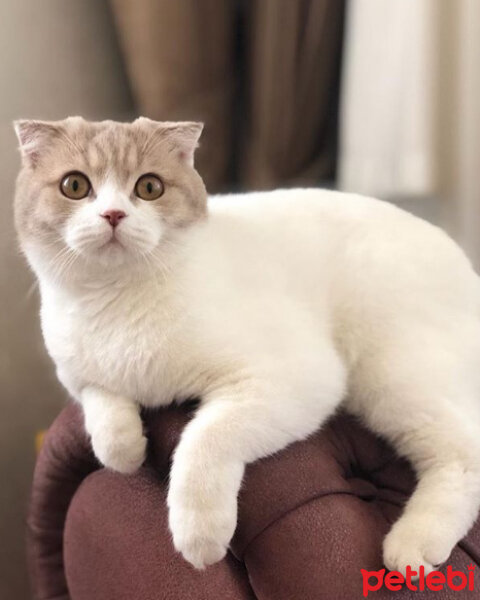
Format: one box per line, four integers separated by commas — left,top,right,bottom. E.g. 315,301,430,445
14,117,480,575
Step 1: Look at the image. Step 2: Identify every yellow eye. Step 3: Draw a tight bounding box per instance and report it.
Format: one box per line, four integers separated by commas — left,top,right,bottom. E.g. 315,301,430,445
135,173,164,201
60,172,91,200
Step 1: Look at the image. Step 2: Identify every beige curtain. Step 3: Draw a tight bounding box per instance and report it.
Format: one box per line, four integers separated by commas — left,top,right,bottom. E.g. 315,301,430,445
338,0,435,199
109,0,236,191
240,0,345,189
436,0,480,267
339,0,480,267
110,0,345,192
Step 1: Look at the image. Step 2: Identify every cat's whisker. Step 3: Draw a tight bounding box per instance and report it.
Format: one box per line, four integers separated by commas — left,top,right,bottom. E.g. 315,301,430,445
22,279,39,304
50,246,80,284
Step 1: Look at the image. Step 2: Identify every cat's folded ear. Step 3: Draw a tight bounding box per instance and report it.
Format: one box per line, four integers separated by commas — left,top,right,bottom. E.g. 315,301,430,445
167,121,204,166
135,118,204,167
13,119,63,168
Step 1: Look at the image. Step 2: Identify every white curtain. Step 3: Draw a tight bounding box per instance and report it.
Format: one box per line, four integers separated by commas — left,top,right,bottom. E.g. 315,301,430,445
339,0,480,267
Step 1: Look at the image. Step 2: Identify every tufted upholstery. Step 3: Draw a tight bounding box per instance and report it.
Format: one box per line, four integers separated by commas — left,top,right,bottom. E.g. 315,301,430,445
28,402,480,599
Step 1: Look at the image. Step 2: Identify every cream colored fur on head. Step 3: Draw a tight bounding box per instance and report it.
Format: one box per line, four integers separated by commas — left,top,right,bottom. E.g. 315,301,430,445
14,117,480,575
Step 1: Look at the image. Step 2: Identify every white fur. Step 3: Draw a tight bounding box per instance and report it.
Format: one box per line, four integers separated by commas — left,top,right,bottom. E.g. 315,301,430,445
27,187,480,572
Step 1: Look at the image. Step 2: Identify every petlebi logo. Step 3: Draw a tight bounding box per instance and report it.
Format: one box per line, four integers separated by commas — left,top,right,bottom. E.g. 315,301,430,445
361,565,476,596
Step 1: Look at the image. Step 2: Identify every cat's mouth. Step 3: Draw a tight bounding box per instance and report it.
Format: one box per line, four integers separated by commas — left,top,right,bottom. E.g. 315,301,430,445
99,231,124,250
65,221,159,260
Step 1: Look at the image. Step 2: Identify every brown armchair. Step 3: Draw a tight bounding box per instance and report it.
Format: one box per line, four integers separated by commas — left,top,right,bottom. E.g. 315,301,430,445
28,402,480,599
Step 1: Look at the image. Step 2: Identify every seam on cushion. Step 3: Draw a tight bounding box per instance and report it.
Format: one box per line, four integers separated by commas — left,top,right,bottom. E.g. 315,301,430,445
328,419,399,477
239,489,370,561
458,539,480,565
240,489,411,561
369,482,404,494
367,481,411,499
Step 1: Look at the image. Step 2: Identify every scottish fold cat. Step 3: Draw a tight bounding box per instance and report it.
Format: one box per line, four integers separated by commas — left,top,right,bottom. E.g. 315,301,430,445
14,117,480,574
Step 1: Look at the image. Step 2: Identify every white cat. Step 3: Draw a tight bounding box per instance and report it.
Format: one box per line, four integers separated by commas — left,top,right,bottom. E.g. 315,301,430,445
14,117,480,574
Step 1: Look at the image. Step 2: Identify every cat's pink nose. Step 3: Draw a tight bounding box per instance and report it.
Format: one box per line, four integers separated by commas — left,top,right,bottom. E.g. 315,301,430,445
101,210,126,228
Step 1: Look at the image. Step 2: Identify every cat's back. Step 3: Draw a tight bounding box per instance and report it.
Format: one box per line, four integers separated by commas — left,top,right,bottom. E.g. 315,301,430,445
205,188,480,314
206,187,469,269
207,187,437,243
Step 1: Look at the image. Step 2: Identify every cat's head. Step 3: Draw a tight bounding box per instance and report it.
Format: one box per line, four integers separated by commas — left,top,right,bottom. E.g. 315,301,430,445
14,116,206,282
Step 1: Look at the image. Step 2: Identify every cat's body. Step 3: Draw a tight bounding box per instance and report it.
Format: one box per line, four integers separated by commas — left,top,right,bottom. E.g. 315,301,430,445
39,188,480,413
14,118,480,575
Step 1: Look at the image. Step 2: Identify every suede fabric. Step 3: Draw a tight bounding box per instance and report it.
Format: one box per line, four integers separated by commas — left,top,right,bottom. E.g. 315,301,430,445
28,403,480,599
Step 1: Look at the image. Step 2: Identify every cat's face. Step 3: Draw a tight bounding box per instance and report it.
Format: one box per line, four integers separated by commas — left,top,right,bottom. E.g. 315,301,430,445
14,116,206,281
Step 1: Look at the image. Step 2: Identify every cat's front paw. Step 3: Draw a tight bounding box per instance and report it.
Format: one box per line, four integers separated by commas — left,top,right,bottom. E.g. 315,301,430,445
383,516,455,576
167,495,237,569
91,424,147,474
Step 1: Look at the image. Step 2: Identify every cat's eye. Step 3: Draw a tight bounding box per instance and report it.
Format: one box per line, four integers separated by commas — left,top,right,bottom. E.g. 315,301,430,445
135,173,164,201
60,172,91,200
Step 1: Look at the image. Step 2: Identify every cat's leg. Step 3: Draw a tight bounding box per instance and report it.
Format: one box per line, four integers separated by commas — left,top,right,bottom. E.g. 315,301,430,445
382,410,480,575
168,351,346,568
81,386,147,474
348,336,480,576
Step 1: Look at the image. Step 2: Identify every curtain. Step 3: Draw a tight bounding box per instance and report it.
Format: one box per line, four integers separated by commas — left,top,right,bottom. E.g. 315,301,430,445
240,0,345,189
338,0,435,199
339,0,480,266
109,0,345,193
436,0,480,267
109,0,236,192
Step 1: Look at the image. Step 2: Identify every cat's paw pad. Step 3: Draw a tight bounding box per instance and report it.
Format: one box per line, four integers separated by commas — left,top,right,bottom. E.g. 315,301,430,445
91,428,147,474
168,502,236,569
383,518,454,576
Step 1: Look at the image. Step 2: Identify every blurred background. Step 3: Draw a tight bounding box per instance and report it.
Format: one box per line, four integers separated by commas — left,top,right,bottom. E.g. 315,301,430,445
1,1,479,597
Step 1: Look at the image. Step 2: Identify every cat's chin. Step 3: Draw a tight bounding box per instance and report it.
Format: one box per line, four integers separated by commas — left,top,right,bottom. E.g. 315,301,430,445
97,236,125,253
78,238,158,271
97,240,125,260
85,240,134,268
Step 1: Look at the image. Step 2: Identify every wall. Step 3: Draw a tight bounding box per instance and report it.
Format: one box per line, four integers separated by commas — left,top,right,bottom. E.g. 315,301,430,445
0,2,133,597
